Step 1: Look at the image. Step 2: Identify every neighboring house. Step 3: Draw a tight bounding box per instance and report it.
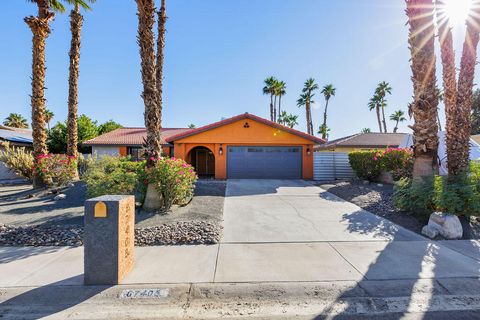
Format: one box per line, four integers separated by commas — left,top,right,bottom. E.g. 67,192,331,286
400,132,480,175
83,127,190,160
314,133,407,153
0,125,33,180
84,113,324,179
473,135,480,145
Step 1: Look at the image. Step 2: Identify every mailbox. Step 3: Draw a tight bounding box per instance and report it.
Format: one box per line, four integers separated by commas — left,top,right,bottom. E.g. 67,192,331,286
84,195,135,285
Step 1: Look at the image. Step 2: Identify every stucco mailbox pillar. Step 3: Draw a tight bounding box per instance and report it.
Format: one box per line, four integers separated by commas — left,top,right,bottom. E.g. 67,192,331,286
84,195,135,285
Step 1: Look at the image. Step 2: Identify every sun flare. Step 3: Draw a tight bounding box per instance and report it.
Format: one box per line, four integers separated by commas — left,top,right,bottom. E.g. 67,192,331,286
441,0,473,27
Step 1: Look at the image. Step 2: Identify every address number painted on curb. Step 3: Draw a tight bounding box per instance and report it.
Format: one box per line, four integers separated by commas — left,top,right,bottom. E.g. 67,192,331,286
120,288,170,299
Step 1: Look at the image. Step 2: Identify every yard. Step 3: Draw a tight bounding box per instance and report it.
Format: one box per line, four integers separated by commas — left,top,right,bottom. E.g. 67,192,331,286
0,180,225,246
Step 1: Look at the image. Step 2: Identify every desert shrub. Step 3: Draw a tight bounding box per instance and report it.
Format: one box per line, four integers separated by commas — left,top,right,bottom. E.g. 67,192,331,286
393,177,436,216
348,151,382,181
82,156,145,198
148,157,197,211
394,165,480,217
34,154,77,187
349,148,413,182
0,142,34,180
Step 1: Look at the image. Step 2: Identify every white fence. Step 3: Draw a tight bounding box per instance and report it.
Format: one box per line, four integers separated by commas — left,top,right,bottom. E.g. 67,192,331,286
313,152,356,181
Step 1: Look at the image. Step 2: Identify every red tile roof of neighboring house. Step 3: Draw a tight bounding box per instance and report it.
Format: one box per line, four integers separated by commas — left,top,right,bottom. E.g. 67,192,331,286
83,128,190,146
314,132,407,150
166,113,326,144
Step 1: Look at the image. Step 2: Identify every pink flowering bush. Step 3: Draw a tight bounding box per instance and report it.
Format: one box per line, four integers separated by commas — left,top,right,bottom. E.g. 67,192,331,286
33,154,77,187
349,148,413,182
148,157,198,211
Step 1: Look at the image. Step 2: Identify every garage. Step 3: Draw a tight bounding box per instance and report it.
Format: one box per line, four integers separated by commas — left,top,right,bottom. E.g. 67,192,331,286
227,146,302,179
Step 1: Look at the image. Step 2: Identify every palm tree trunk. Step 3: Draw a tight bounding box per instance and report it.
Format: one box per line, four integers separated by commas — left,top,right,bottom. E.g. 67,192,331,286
456,11,480,174
25,0,54,188
381,103,388,133
306,101,311,135
394,120,399,133
278,95,282,123
136,0,161,167
270,95,274,121
67,3,83,175
375,106,383,133
273,95,277,122
406,0,439,179
436,0,459,175
322,99,329,139
156,0,166,146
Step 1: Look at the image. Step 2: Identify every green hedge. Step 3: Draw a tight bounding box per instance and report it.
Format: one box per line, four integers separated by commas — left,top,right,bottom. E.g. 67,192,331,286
348,148,413,182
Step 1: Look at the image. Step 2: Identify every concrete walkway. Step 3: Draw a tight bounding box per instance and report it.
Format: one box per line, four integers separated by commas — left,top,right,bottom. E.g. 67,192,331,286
1,179,479,287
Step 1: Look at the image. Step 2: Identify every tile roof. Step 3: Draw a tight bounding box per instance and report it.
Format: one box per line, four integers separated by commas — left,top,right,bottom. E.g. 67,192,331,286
83,128,190,146
166,113,326,144
315,132,407,150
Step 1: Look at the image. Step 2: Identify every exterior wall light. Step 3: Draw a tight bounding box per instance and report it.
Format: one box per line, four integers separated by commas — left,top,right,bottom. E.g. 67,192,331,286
306,147,311,156
219,144,223,155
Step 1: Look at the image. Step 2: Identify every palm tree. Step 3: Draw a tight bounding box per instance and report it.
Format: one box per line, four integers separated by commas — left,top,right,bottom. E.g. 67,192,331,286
44,109,54,130
263,77,276,121
3,113,28,129
275,81,286,122
390,110,406,133
25,0,57,187
156,0,167,136
66,0,94,162
320,84,336,140
406,0,440,178
278,111,299,128
361,128,371,133
368,95,383,132
375,81,392,133
136,0,161,165
297,78,318,135
188,123,196,129
454,0,480,174
317,124,330,140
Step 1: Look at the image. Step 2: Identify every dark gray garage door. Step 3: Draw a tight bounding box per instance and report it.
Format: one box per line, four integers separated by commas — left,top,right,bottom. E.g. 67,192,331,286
227,146,302,179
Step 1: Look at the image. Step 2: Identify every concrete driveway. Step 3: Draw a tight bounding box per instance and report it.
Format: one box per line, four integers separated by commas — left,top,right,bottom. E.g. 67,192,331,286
1,179,479,287
222,179,423,243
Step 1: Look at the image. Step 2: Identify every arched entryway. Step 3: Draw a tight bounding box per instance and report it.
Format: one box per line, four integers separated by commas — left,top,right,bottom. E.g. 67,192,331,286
187,146,215,177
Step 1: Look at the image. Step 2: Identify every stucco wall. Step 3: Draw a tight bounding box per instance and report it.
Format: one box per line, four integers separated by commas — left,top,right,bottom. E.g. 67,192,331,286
92,146,120,157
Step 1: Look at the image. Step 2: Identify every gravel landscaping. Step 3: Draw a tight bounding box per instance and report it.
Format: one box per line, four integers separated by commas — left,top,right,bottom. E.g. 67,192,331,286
0,180,225,246
318,180,480,240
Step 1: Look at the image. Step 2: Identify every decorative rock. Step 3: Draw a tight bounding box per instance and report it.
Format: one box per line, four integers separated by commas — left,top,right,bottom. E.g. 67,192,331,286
376,183,384,187
54,194,66,201
363,180,370,185
67,183,75,188
422,212,463,240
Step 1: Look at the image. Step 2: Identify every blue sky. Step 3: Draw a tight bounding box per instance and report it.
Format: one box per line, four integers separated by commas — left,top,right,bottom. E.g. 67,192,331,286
0,0,476,139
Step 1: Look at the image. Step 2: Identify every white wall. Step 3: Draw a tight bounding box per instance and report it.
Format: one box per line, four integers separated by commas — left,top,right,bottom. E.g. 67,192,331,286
92,146,120,157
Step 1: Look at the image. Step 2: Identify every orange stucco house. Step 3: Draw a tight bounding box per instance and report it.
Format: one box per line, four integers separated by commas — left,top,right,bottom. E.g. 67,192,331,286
84,113,325,180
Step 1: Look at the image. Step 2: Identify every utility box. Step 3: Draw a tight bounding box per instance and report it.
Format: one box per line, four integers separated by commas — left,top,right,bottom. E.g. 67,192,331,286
84,195,135,285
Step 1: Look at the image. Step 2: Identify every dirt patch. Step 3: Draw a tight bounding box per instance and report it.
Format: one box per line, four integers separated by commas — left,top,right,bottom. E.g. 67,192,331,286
318,180,480,240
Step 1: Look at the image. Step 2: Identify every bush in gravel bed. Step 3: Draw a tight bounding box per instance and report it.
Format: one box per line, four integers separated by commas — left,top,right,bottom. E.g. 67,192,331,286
82,156,146,199
394,163,480,217
34,154,78,187
349,151,383,181
148,157,197,211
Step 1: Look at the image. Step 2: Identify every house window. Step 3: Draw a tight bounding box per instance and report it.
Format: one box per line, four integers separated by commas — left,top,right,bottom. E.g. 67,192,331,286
127,147,142,161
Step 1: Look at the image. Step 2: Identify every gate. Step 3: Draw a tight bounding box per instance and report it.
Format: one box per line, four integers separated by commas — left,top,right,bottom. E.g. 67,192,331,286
313,152,355,181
